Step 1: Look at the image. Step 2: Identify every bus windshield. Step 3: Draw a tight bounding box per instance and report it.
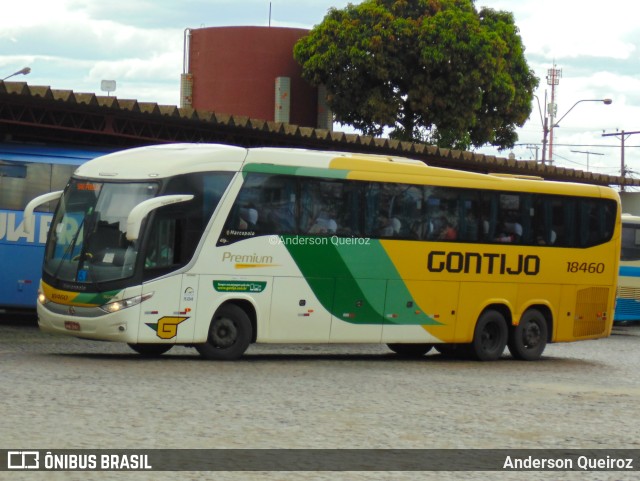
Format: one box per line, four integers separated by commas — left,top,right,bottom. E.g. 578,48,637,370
44,180,159,284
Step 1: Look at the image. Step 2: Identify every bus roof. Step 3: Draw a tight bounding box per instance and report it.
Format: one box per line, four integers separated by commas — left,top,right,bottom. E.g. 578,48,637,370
73,143,248,179
72,143,619,201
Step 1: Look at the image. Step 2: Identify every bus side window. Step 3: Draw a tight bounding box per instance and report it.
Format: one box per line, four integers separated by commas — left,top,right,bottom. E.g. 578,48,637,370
340,181,363,236
0,160,74,212
393,185,423,239
621,223,640,261
145,172,232,275
368,182,405,238
301,178,340,236
497,193,523,243
459,199,480,242
222,173,300,237
533,196,556,245
220,173,265,241
261,176,298,234
145,214,177,269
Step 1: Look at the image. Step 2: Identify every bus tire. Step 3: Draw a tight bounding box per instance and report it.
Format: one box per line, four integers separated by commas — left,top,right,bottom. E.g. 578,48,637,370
387,343,433,358
507,309,548,361
196,304,252,360
128,343,173,357
471,309,507,361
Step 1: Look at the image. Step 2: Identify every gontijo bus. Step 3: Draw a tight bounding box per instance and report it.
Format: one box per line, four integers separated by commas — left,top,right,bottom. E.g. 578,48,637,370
615,213,640,322
25,143,621,361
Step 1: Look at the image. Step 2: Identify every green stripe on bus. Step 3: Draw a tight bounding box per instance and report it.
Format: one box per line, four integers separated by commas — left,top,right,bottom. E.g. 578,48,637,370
74,290,120,306
243,163,349,179
283,237,440,325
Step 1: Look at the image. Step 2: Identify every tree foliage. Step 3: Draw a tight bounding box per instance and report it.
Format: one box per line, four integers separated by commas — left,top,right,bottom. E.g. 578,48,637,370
294,0,539,150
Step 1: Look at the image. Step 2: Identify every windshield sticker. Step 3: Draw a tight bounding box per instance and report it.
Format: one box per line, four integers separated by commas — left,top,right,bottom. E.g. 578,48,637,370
213,281,267,293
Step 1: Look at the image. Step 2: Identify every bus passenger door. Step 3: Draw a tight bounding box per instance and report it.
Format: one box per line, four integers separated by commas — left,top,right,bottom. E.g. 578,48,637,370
382,280,459,344
268,277,333,342
329,278,385,342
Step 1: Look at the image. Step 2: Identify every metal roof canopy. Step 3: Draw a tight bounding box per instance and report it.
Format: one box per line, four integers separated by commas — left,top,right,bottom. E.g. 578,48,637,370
0,80,634,188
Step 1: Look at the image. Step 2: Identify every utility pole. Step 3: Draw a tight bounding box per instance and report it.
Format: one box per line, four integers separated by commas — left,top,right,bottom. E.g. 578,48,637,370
602,130,640,191
527,144,540,162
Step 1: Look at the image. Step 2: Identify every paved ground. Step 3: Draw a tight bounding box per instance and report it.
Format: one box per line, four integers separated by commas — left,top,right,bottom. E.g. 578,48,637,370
1,316,639,481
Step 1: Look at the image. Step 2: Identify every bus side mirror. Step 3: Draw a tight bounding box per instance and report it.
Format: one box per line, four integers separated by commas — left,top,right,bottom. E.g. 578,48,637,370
23,190,64,234
125,194,194,241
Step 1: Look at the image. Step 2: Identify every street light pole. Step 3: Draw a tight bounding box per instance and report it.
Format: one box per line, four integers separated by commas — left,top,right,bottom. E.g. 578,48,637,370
2,67,31,81
570,150,603,172
548,98,612,163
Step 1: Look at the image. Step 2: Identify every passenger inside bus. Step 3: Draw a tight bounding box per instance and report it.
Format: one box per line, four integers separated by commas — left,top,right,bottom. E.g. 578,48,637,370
438,217,458,240
494,222,515,243
536,229,557,245
238,207,259,230
308,213,338,234
377,216,402,237
504,216,523,242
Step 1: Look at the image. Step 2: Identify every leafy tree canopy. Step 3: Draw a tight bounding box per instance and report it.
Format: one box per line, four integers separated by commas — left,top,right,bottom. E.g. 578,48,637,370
294,0,539,150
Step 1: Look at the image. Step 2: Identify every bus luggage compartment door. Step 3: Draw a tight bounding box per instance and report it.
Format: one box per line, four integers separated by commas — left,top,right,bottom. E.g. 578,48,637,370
269,276,333,342
382,280,459,344
329,278,385,342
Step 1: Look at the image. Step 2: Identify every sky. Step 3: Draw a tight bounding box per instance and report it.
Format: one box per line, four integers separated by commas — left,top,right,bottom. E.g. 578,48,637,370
2,0,640,180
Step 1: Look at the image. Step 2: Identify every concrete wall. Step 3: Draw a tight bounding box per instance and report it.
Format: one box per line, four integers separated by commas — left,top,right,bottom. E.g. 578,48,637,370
620,192,640,215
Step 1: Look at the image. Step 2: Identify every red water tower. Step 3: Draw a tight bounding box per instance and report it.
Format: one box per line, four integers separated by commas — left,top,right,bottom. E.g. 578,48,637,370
181,26,331,130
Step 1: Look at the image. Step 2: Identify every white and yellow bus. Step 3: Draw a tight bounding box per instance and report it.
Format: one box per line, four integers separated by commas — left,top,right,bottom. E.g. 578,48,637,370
26,143,621,361
615,213,640,322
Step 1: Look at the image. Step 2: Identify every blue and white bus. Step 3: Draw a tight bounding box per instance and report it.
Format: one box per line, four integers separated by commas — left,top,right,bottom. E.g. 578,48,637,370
0,143,112,312
615,213,640,322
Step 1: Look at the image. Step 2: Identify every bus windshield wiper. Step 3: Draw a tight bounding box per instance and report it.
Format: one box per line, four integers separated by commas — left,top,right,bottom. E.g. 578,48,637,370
53,215,86,280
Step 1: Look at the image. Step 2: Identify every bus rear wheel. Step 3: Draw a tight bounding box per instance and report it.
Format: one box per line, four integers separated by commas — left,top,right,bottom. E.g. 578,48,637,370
387,343,433,358
196,304,252,360
507,309,548,361
128,343,173,357
471,309,508,361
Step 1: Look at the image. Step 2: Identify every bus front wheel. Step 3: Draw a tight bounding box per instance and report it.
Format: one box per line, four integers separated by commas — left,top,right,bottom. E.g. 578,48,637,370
387,343,433,358
471,309,508,361
196,304,252,360
507,309,548,361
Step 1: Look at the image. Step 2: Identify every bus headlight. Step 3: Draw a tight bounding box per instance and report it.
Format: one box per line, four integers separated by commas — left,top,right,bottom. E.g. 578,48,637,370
37,289,49,305
100,292,154,313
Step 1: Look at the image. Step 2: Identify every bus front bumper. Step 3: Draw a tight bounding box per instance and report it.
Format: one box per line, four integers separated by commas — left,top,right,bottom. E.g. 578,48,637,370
37,301,137,343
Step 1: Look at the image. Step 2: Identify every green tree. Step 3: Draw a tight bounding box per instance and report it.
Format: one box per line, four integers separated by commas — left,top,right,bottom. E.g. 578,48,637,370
294,0,538,150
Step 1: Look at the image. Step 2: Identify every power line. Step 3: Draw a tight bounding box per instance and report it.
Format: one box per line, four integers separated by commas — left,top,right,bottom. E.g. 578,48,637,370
514,143,640,148
602,130,640,191
570,150,603,171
